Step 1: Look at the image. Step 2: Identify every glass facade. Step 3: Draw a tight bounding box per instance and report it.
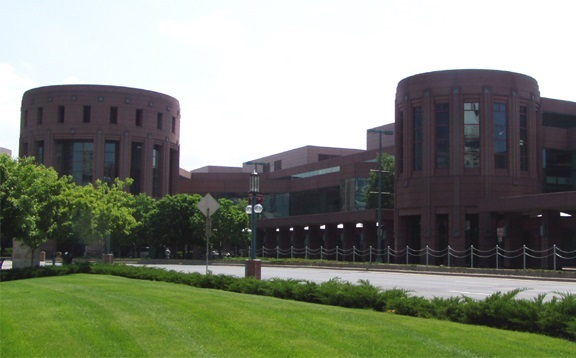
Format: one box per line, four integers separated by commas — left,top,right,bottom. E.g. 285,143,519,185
413,106,423,171
519,106,528,171
435,103,450,169
55,141,94,185
493,103,507,169
544,149,574,192
104,141,119,183
463,103,480,168
152,145,161,197
130,142,143,194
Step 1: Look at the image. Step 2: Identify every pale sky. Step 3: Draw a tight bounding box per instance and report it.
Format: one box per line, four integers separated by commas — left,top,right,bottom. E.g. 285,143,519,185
1,0,574,170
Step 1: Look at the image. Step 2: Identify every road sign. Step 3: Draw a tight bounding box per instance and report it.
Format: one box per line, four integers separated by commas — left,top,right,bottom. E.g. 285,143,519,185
197,193,220,217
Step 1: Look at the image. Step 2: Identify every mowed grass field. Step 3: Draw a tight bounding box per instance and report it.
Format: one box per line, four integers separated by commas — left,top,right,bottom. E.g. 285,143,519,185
1,274,574,357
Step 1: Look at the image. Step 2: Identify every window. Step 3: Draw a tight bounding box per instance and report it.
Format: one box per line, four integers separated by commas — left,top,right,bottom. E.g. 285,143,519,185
544,149,573,192
398,111,404,174
274,160,282,171
157,112,163,130
136,109,143,126
435,103,449,169
55,141,94,185
171,116,176,133
464,103,480,168
23,109,28,127
82,106,92,123
152,145,161,197
104,141,119,183
110,106,118,124
130,142,143,194
494,103,507,169
35,141,44,164
83,106,91,123
58,106,65,123
519,106,528,171
37,107,43,125
413,106,423,171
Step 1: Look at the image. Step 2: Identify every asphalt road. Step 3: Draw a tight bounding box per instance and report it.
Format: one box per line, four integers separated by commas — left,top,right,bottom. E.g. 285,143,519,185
135,263,576,301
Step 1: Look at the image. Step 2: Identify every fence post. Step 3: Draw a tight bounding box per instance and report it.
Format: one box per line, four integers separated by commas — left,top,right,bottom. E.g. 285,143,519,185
406,245,409,265
277,246,279,259
496,245,499,269
291,246,293,259
470,245,473,268
553,244,557,271
387,245,390,264
305,246,308,260
353,246,356,263
523,245,526,270
336,246,339,262
425,245,429,266
369,246,372,263
447,245,451,267
262,246,265,258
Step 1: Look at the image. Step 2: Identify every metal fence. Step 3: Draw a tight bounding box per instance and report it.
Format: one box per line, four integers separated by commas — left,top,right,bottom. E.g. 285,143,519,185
251,244,576,270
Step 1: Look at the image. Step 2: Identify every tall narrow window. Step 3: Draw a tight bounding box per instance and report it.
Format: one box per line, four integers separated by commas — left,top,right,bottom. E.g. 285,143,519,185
171,116,176,133
23,109,28,127
435,103,450,169
136,109,143,126
398,111,404,174
55,141,94,185
152,145,161,197
58,106,65,123
104,141,119,183
413,106,423,171
519,106,528,171
37,107,43,125
130,142,143,195
109,106,118,124
83,106,91,123
157,112,163,130
36,141,44,164
494,103,507,169
464,103,480,168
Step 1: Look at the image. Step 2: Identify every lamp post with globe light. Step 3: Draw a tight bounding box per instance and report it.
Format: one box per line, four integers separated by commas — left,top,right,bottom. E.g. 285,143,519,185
245,170,263,279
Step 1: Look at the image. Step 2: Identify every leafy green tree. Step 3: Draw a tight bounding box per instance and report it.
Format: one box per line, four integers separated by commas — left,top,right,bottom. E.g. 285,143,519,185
150,194,204,258
0,155,74,265
210,198,249,256
68,178,136,255
126,193,158,257
367,153,395,209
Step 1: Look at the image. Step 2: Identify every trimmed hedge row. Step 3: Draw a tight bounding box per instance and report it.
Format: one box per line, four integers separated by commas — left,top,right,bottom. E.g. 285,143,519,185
2,263,575,341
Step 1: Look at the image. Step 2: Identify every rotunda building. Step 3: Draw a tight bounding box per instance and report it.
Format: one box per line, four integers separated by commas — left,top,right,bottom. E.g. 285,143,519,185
20,85,181,197
393,69,541,264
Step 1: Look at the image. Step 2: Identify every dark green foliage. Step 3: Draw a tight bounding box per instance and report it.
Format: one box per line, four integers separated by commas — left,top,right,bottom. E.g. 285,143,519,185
2,263,575,341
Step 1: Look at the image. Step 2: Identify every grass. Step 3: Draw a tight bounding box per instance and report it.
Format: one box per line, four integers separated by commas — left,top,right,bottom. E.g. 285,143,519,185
1,274,575,357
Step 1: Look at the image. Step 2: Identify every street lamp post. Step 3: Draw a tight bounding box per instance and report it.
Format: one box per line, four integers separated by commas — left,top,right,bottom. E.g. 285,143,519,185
245,170,263,279
368,129,393,262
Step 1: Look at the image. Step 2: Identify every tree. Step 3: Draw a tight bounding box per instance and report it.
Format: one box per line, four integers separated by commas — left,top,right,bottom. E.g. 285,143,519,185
367,153,395,209
0,155,74,265
150,194,204,258
126,193,158,257
68,178,136,256
210,198,249,256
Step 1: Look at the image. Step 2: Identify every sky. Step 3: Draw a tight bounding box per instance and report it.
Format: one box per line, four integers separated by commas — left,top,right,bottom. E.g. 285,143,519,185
1,0,575,171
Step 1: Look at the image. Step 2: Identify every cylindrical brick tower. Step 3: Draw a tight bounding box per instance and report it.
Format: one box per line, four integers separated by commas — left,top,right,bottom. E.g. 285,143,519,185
20,84,181,197
393,69,541,264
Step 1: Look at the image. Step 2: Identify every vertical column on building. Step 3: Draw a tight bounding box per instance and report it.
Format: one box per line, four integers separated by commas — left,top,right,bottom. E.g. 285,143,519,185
323,224,338,260
292,226,306,258
449,87,463,263
276,227,291,258
142,133,153,195
263,228,276,258
510,90,519,185
94,129,104,181
306,225,321,259
341,223,356,261
422,90,432,246
120,131,131,180
161,137,170,196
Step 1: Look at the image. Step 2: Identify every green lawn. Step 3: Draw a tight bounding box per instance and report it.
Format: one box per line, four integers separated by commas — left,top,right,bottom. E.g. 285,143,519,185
1,274,574,357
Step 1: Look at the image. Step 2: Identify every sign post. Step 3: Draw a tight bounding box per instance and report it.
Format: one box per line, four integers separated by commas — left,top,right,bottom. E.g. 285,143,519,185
197,194,220,274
